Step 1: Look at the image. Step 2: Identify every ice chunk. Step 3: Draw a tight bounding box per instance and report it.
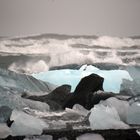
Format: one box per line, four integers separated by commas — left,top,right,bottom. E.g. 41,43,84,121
89,104,129,130
0,68,56,94
136,130,140,136
33,65,133,93
0,123,11,138
76,133,104,140
101,97,129,122
127,102,140,125
0,106,12,123
0,87,50,112
72,104,89,116
10,110,48,136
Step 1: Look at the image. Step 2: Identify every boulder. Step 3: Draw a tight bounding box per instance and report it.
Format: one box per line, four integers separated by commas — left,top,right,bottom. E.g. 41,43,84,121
64,74,105,109
74,73,104,94
25,85,72,111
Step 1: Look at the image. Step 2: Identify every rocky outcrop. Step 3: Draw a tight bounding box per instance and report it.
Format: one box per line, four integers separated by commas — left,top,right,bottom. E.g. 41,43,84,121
25,74,115,110
64,74,106,109
25,85,72,111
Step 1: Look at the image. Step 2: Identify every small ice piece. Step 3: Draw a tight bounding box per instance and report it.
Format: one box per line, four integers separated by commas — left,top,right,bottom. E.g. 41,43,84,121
72,104,89,116
0,123,11,138
89,104,129,130
10,110,48,136
136,129,140,136
127,102,140,125
76,133,105,140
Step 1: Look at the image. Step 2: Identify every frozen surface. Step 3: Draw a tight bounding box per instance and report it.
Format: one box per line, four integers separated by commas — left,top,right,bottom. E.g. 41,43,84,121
10,110,48,136
0,106,12,123
127,102,140,125
23,107,87,130
89,96,140,129
72,104,89,116
89,104,129,130
76,133,104,140
0,123,11,138
33,65,133,93
0,87,50,111
0,68,56,95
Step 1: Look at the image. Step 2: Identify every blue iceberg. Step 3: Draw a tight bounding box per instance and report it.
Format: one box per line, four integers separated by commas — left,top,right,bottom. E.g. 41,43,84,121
32,65,133,93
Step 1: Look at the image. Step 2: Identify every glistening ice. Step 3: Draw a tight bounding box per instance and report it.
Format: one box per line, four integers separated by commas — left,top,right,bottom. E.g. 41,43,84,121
32,65,133,93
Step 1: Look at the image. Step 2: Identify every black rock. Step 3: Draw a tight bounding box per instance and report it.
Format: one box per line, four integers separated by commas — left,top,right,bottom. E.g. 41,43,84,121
74,73,104,94
64,74,106,110
25,85,72,111
25,74,113,111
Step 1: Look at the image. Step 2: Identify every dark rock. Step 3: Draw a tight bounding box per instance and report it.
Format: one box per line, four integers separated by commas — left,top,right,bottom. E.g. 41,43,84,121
74,73,104,94
64,74,105,110
2,135,25,140
25,74,113,110
24,85,72,111
63,91,114,110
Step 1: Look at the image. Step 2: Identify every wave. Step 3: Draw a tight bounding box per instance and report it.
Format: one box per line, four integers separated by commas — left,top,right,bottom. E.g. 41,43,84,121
0,34,139,73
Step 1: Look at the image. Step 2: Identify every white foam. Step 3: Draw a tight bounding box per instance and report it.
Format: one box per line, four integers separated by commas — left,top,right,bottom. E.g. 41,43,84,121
0,36,139,73
92,36,140,48
9,60,49,73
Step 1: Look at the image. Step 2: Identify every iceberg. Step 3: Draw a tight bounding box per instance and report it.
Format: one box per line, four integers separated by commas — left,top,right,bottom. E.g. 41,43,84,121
33,65,133,93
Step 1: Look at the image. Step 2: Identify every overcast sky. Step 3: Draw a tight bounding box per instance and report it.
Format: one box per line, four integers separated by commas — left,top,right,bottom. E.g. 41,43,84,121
0,0,140,37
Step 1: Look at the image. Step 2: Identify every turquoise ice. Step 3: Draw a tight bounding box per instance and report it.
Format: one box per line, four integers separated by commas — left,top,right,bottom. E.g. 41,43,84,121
32,65,133,93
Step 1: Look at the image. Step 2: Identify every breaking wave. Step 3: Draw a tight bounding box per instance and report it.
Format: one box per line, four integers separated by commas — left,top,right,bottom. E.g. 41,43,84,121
0,35,139,73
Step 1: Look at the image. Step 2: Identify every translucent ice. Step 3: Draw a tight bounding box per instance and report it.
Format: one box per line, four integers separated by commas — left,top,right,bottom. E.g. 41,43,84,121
0,123,11,138
10,110,48,136
101,97,129,122
127,102,140,125
33,65,133,93
89,104,129,130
